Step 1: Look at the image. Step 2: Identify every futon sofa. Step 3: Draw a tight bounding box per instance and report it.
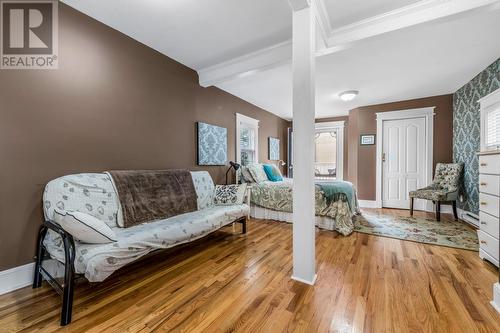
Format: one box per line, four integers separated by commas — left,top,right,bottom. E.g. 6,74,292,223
33,170,248,325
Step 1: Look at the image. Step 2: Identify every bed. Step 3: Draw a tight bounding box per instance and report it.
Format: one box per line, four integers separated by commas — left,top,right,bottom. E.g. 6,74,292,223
246,176,359,236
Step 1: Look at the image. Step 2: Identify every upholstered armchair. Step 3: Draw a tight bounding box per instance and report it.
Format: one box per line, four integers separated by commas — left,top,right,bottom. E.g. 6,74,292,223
409,163,463,221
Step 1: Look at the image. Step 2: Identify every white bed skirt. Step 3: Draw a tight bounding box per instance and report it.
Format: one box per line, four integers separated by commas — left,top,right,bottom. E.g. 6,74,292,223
250,205,336,231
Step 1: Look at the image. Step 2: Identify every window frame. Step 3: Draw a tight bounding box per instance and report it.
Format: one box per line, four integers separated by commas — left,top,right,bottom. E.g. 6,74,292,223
479,88,500,152
314,121,345,181
236,113,260,166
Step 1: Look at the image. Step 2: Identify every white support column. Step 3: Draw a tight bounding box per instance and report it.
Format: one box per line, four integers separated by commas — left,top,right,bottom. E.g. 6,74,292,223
291,2,317,285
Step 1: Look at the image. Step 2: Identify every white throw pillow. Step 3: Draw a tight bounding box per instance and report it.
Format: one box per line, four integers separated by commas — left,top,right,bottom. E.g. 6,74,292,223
239,166,255,183
247,164,268,183
54,210,117,244
213,184,247,206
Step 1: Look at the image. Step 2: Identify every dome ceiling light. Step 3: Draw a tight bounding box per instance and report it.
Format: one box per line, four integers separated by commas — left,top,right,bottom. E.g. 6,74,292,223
339,90,359,101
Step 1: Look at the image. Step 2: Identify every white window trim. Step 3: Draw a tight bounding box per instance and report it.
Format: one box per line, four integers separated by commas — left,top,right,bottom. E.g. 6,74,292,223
235,113,259,165
315,121,345,181
479,88,500,152
375,107,435,209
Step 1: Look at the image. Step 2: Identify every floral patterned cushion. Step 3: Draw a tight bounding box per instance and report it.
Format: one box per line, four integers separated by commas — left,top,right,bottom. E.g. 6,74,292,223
247,164,268,183
43,173,120,228
191,171,215,210
239,166,255,183
409,163,462,201
213,184,247,205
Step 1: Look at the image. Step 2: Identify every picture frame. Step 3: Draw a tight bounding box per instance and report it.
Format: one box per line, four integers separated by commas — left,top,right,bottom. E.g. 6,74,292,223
360,134,375,146
268,137,280,160
197,122,228,165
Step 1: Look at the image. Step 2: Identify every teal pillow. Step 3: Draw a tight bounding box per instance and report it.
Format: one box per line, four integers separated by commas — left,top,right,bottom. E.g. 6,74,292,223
263,164,283,182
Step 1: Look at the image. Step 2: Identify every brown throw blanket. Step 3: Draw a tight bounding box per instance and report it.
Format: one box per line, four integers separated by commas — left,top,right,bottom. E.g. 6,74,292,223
107,169,197,228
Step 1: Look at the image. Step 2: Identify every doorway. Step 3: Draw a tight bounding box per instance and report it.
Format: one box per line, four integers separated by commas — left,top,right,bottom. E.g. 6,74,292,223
288,121,345,180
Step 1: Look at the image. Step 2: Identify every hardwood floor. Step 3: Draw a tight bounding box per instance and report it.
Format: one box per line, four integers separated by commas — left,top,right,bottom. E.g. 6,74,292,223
0,209,499,332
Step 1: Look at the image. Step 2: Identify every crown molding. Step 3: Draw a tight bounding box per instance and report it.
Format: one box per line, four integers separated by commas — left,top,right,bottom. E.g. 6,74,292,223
324,0,500,50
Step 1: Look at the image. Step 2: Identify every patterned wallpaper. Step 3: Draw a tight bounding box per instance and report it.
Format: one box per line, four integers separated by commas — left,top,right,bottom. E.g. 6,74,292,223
453,58,499,214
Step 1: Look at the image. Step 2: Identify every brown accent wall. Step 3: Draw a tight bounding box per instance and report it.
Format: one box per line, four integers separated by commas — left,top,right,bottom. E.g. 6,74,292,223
348,95,454,200
0,4,289,271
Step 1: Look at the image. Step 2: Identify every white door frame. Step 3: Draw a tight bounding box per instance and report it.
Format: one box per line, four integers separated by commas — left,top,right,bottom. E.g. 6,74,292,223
315,121,345,180
375,107,435,209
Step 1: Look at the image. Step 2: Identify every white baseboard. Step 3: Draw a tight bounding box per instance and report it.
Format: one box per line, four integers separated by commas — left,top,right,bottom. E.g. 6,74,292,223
358,200,379,208
291,274,317,285
0,262,34,295
491,283,500,314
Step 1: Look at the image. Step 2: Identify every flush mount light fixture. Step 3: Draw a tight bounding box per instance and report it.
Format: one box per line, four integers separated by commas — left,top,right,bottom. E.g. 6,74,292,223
339,90,359,101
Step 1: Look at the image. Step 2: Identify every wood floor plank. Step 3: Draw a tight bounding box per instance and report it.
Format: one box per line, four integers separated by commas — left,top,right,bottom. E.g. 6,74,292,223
0,209,499,332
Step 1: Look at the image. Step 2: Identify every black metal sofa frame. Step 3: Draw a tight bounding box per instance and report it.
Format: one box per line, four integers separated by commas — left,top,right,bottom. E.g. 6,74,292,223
33,216,247,326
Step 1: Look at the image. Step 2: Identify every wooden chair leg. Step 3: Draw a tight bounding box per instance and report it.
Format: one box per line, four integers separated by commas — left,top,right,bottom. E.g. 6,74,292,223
410,197,414,216
452,201,458,220
436,201,441,221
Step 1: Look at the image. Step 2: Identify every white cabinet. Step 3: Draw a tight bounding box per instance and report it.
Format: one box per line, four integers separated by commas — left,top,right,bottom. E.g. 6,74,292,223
478,88,500,313
478,152,500,267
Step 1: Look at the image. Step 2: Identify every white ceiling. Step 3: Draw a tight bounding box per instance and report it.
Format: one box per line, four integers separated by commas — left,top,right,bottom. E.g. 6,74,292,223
63,0,500,120
62,0,292,70
221,6,500,119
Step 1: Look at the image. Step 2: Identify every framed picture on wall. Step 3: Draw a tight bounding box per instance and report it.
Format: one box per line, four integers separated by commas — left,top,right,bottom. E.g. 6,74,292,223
268,137,280,160
360,134,375,145
197,122,228,165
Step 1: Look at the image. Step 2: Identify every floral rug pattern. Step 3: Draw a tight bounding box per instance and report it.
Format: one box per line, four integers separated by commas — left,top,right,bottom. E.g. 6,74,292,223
354,213,478,251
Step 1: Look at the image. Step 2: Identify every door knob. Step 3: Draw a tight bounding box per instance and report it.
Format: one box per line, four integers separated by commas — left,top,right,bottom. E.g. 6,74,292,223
382,153,386,162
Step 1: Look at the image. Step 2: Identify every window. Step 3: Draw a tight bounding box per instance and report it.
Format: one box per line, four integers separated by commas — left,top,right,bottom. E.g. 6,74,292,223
314,121,344,181
287,121,345,180
315,131,337,180
480,88,500,151
485,107,500,149
236,113,259,166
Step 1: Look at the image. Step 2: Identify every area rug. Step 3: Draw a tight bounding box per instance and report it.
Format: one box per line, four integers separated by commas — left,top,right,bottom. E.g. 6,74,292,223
354,212,478,251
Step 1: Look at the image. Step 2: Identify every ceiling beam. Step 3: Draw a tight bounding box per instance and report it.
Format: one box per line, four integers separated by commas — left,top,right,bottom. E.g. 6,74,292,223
198,41,291,88
287,0,310,12
198,0,500,86
311,0,332,46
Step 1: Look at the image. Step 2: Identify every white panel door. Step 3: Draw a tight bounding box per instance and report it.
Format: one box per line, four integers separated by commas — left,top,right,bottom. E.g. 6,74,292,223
382,117,426,209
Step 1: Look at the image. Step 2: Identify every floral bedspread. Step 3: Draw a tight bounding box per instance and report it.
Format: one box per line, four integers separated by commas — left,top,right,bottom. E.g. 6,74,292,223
250,178,359,235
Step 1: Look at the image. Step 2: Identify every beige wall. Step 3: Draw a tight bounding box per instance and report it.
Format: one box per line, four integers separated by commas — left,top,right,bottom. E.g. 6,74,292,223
347,95,454,200
0,4,289,271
